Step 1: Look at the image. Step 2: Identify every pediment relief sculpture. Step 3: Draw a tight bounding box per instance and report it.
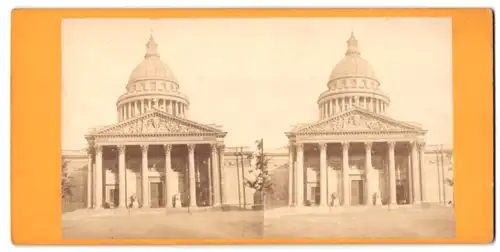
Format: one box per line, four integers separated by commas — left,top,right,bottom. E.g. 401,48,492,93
106,116,206,135
302,113,404,133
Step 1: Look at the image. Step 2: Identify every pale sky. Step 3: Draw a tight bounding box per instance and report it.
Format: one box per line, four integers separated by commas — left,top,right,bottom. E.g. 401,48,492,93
62,18,452,150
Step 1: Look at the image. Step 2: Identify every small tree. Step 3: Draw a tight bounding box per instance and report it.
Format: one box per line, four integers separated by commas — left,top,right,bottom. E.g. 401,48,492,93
244,139,273,209
445,177,454,187
61,158,73,200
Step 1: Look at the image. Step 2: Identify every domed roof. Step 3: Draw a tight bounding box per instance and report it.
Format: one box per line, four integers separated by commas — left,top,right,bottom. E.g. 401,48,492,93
128,35,178,84
329,33,378,82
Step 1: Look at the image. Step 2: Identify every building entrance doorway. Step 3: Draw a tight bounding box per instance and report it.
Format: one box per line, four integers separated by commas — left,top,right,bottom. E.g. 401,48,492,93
150,182,165,208
396,180,409,204
350,180,364,205
108,188,119,207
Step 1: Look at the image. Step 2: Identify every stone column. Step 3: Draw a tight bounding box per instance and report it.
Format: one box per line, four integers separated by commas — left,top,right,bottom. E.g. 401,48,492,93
141,144,149,208
218,144,226,204
411,141,421,203
211,144,221,206
364,141,373,205
296,143,304,206
341,98,345,112
418,141,427,202
335,99,339,114
407,152,413,204
117,145,126,208
327,100,331,116
95,145,103,208
134,101,139,117
288,144,295,206
172,102,177,116
164,144,172,208
188,144,197,207
127,103,131,118
319,143,328,207
341,141,350,206
148,99,152,111
388,141,397,205
87,147,93,208
207,154,213,206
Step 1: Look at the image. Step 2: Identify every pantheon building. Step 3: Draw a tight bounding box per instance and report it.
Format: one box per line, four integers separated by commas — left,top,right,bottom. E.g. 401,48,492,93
69,35,255,210
62,33,453,211
283,33,453,207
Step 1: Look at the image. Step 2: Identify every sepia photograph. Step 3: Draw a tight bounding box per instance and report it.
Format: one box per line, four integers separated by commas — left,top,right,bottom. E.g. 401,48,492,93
61,17,454,240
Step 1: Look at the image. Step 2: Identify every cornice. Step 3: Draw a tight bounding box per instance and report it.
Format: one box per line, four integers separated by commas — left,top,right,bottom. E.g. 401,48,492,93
116,91,190,107
317,89,390,105
92,132,227,138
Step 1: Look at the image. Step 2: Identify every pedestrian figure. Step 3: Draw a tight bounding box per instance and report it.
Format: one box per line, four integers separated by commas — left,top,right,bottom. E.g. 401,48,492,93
332,193,340,207
375,191,382,205
172,192,181,208
129,193,137,208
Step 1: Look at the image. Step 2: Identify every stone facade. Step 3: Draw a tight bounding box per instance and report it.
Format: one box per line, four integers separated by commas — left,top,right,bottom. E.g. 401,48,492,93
69,34,257,210
62,144,453,209
282,33,454,207
62,32,453,211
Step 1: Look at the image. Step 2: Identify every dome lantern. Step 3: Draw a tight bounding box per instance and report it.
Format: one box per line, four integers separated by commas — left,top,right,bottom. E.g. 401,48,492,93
345,32,360,56
144,34,160,59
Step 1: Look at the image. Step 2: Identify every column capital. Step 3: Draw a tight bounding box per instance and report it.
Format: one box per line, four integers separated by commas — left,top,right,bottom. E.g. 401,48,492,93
95,145,103,154
117,145,126,154
187,144,196,153
364,141,373,150
217,143,226,153
140,144,149,153
318,142,327,151
163,144,172,154
341,141,350,151
296,143,304,152
387,141,396,149
210,143,218,153
287,143,295,152
417,140,426,150
86,146,94,155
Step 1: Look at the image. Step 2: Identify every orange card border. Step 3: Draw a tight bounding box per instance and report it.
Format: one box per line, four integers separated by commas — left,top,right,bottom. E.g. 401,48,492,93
10,8,494,245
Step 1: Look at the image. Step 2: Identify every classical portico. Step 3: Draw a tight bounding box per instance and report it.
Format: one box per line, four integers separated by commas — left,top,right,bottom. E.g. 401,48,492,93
285,33,428,207
84,34,227,209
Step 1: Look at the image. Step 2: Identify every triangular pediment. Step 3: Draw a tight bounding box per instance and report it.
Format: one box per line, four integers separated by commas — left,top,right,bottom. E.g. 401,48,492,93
91,110,225,136
294,108,425,134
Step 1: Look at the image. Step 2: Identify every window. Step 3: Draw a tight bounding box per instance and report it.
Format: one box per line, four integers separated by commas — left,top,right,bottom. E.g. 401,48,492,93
350,79,357,88
349,158,364,169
